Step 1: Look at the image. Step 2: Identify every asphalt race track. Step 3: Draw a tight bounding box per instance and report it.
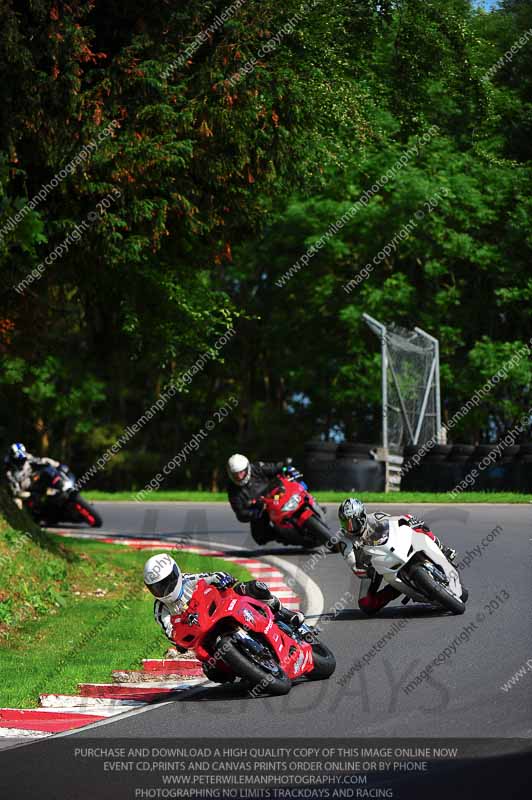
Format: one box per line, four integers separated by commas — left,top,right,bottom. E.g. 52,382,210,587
2,501,531,799
74,501,532,739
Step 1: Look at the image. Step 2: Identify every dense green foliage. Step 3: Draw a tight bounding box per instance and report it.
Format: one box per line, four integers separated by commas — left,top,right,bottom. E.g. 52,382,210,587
0,0,531,488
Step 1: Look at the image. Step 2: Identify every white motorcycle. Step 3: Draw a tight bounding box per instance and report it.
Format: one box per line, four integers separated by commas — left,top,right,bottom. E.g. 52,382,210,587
360,517,466,615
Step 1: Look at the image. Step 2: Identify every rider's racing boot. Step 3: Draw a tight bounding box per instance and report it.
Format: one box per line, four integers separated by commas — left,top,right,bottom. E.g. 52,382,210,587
434,535,457,563
442,545,457,563
276,605,305,630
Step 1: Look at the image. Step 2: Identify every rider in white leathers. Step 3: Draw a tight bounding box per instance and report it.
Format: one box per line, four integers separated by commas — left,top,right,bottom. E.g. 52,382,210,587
336,498,460,615
4,443,60,508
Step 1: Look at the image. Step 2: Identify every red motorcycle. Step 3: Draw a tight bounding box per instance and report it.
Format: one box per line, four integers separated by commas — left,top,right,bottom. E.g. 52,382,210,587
171,579,336,696
255,471,331,548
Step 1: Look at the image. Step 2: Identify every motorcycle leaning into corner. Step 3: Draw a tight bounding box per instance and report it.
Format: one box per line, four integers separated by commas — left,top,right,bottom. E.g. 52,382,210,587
359,516,467,615
251,469,331,548
171,579,336,695
23,464,102,528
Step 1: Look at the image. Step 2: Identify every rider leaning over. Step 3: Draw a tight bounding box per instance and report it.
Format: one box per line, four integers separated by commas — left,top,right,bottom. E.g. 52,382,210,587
3,442,60,508
226,453,300,545
335,498,466,615
143,553,304,682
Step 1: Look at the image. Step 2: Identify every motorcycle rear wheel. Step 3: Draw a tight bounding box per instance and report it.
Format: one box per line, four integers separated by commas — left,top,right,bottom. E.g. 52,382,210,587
215,633,291,696
409,563,465,615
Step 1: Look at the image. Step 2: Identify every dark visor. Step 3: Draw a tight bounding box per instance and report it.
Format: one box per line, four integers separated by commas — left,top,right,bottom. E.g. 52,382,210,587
148,564,181,598
342,517,362,534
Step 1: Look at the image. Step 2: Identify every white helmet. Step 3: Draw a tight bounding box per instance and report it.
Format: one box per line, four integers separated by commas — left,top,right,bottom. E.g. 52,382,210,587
227,453,251,486
143,554,183,604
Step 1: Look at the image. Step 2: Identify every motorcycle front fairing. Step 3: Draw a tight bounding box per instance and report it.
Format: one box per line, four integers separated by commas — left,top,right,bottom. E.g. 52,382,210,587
172,580,314,680
361,520,410,588
362,520,463,601
31,464,76,500
262,475,319,530
57,466,77,493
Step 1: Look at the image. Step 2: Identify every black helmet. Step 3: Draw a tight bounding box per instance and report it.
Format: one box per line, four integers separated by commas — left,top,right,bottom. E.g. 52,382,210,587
338,497,367,538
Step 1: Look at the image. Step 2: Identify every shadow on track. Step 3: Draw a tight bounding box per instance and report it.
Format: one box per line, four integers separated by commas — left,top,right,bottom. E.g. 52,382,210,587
157,677,322,705
307,604,455,622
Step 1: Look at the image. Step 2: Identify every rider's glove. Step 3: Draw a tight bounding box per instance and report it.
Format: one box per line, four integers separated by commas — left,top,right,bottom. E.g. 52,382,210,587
282,465,300,479
212,572,237,590
248,501,264,520
402,514,430,532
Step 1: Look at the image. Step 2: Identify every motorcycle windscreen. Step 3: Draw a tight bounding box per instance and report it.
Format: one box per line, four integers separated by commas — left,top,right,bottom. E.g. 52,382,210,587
364,519,390,546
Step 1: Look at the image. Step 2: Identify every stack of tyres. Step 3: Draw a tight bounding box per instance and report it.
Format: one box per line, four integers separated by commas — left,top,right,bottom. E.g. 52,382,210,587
515,444,532,491
400,445,425,491
303,442,337,490
470,444,505,491
456,444,528,492
400,444,454,491
447,444,476,491
421,445,454,491
401,442,530,493
498,445,521,491
334,442,384,492
464,444,532,492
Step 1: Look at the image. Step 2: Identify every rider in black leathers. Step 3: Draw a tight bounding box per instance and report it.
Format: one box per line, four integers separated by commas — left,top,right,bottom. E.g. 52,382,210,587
226,454,293,545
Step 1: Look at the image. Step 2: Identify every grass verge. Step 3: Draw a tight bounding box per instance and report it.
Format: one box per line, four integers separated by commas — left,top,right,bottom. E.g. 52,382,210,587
0,529,251,708
84,490,532,504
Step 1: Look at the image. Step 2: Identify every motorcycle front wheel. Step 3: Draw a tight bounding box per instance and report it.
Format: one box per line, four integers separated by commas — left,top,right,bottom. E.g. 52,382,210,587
214,633,291,696
306,641,336,681
409,563,465,615
302,515,331,547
